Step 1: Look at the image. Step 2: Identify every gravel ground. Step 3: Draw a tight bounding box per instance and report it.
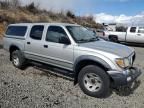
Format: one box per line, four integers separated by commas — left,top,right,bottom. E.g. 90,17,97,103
0,39,144,108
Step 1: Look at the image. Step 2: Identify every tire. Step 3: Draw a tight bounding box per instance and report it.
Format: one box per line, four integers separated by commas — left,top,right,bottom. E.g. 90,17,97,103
109,36,118,43
11,50,25,69
78,65,110,98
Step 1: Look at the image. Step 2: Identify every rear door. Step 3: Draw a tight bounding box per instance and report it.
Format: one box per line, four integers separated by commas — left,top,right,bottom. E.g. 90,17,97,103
24,25,45,61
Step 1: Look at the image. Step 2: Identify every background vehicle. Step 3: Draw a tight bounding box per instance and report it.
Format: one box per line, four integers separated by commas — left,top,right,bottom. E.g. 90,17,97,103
3,23,141,98
96,29,109,40
98,26,144,43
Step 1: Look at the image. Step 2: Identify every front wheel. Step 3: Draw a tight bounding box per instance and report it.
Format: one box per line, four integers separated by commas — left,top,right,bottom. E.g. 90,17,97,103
78,65,110,98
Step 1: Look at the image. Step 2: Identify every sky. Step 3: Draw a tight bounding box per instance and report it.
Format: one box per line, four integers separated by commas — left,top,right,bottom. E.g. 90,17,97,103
20,0,144,26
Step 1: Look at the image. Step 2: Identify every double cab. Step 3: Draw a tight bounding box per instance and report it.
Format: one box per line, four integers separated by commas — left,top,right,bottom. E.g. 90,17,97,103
3,23,141,98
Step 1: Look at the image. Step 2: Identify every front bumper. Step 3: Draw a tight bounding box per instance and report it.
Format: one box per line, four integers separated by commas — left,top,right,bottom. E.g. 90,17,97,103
108,67,142,87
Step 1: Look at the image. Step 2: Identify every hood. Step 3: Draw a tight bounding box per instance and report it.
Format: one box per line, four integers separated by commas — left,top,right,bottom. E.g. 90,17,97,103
79,40,134,58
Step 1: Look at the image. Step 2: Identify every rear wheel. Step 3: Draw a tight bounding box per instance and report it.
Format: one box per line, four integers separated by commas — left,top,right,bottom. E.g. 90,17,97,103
78,65,110,98
109,36,118,43
11,50,26,69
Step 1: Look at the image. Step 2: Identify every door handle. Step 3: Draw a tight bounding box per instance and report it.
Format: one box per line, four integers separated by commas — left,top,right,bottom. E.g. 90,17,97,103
43,45,48,48
27,42,31,44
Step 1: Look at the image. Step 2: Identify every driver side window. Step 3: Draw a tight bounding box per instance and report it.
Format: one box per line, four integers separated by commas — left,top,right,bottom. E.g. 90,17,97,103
46,26,69,44
130,27,136,33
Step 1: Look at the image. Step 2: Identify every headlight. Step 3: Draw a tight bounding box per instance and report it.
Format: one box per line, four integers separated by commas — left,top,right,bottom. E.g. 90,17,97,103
115,58,130,68
124,58,130,67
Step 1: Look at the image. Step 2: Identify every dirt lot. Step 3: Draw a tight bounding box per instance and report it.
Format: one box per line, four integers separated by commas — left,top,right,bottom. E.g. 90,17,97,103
0,39,144,108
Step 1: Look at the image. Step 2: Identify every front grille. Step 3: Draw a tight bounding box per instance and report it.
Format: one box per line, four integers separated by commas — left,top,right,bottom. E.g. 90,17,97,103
129,52,135,66
132,53,136,63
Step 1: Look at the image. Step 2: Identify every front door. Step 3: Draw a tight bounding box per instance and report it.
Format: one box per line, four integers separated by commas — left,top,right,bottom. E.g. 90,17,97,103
136,27,144,43
42,26,74,70
126,27,144,43
126,27,137,43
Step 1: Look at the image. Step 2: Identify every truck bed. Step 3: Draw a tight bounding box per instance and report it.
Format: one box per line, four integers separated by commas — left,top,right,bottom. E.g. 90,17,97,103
108,31,126,41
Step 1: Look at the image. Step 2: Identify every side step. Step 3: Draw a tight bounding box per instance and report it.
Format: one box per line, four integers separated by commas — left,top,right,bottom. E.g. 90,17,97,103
30,61,74,81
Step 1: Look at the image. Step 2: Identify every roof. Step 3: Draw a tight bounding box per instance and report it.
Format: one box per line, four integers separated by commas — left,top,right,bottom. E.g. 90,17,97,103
9,23,80,26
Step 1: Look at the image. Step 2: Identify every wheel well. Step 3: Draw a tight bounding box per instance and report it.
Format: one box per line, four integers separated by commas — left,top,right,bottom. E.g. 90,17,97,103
109,35,118,39
74,60,112,85
9,45,19,61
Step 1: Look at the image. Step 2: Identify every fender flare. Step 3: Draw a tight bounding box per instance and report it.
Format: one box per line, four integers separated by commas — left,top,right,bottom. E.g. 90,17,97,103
73,55,112,84
9,44,22,61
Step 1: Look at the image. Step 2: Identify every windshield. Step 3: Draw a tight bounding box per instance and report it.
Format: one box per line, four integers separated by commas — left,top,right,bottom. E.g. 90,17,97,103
66,26,99,43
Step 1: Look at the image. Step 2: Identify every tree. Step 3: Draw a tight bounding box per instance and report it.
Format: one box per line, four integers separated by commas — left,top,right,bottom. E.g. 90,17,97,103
66,10,75,18
11,0,20,8
26,2,39,14
0,0,21,9
0,0,10,9
116,26,127,32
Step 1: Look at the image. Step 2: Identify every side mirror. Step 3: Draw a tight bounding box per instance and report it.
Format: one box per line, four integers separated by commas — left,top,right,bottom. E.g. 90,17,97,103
59,36,70,45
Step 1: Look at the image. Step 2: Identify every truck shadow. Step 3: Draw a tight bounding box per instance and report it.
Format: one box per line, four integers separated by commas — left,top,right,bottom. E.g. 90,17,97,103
0,44,3,49
113,80,141,96
23,62,141,98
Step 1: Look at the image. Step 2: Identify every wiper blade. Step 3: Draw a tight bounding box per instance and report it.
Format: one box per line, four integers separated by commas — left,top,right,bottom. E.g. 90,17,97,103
88,37,99,42
77,39,89,42
77,37,99,43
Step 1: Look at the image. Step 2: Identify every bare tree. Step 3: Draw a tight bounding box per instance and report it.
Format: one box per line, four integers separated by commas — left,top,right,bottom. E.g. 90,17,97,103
11,0,20,8
0,0,10,9
0,0,21,9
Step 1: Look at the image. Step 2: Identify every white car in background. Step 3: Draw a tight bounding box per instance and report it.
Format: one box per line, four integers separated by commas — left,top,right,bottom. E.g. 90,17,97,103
98,26,144,43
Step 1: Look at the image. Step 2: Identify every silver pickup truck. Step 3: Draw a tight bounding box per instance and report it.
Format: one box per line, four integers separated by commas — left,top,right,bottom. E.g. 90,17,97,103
3,23,141,98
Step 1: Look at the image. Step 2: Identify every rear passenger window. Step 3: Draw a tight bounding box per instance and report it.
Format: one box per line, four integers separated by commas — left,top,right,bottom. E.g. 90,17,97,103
138,27,144,34
130,27,136,33
6,26,27,36
30,25,44,40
